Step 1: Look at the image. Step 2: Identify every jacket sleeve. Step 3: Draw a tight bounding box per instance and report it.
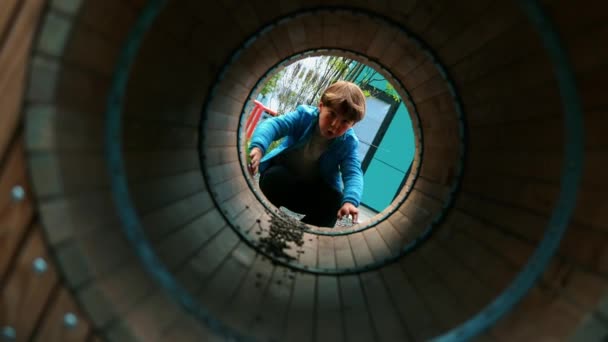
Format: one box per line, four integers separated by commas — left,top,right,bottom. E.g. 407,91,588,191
340,136,364,207
248,108,304,154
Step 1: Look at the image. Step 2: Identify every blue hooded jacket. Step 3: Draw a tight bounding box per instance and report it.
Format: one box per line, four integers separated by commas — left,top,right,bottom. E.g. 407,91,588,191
249,105,364,207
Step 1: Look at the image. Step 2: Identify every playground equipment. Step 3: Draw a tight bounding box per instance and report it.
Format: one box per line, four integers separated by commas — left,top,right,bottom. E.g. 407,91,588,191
1,1,606,341
245,100,278,140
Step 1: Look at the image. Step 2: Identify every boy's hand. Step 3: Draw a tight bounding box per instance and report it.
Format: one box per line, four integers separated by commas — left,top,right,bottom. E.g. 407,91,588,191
248,147,263,175
337,202,359,224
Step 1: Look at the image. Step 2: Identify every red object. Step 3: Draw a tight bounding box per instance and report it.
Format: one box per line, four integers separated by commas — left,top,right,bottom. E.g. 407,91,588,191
245,100,277,139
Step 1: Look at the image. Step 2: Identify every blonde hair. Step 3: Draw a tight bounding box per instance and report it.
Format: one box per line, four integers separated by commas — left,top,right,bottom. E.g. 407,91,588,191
320,81,366,122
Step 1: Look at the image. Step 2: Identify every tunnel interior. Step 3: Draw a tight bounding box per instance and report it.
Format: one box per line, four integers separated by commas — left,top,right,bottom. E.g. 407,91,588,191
13,0,608,341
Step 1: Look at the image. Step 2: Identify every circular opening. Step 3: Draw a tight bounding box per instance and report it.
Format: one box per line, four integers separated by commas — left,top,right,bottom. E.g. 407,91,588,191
199,10,466,272
239,52,421,232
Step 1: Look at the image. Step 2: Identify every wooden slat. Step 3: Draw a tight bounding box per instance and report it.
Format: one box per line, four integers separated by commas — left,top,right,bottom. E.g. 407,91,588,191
399,251,465,330
458,57,555,106
439,1,523,66
282,272,316,342
87,334,105,342
286,14,307,52
0,0,20,41
316,275,343,342
365,21,399,62
195,241,257,314
380,263,441,341
386,209,415,239
54,225,133,289
468,117,563,151
317,236,336,269
451,22,543,89
213,176,249,203
28,152,109,198
0,0,45,160
26,103,104,152
334,235,356,270
123,121,198,149
397,190,441,226
419,239,495,316
491,286,583,341
155,209,225,270
221,254,275,331
0,226,59,341
264,24,294,64
206,161,243,185
362,227,393,262
106,290,178,342
141,191,214,242
411,75,451,104
359,271,410,341
232,199,263,234
404,59,440,92
338,275,375,342
32,287,91,342
0,139,34,281
160,315,221,342
405,0,446,35
129,170,205,213
374,221,404,254
203,146,239,166
456,210,535,271
124,149,200,181
39,190,118,246
437,218,517,291
75,227,132,277
103,320,137,342
298,232,318,270
456,192,549,242
569,314,608,342
348,233,375,267
424,0,494,48
61,23,121,77
175,227,240,290
212,75,252,108
205,95,243,121
248,263,295,341
76,0,137,44
204,109,241,131
76,261,154,328
459,209,608,324
220,189,256,221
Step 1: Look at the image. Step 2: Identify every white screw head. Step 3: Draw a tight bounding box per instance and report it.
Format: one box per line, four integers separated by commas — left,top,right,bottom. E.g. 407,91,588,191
11,186,25,202
1,326,16,340
63,313,78,329
32,257,48,274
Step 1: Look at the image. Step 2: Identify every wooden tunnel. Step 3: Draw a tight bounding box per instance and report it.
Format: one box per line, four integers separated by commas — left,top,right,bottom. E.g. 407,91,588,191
1,0,607,341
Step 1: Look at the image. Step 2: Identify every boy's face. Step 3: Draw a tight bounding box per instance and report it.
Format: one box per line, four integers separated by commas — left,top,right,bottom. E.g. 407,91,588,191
318,102,355,139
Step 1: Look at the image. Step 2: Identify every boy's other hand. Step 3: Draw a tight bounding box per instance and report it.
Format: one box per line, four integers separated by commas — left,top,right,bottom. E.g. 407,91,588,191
337,202,359,224
248,147,263,175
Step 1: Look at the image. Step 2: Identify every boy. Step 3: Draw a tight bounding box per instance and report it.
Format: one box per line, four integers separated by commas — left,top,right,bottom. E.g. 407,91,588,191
248,81,366,227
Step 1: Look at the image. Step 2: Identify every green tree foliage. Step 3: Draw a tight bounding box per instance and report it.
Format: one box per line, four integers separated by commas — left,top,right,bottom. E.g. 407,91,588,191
260,70,284,97
262,56,355,115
